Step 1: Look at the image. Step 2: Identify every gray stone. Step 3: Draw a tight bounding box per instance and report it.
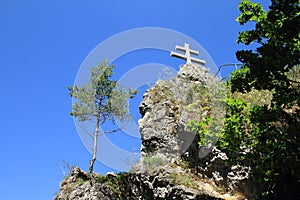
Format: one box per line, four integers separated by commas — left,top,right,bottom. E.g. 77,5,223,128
138,63,212,166
54,63,254,200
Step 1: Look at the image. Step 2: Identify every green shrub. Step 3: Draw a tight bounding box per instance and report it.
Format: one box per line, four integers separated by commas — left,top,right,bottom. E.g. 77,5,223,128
169,172,198,189
143,156,165,168
96,175,109,184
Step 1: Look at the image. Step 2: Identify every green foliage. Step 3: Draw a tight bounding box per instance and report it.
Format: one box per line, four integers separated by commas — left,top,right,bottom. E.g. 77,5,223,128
186,81,227,148
143,156,165,169
191,81,299,198
214,89,300,199
96,174,109,184
225,0,300,198
214,94,300,198
218,98,251,159
168,172,198,189
185,83,210,106
187,116,211,146
68,60,137,123
233,0,300,103
94,172,131,198
185,84,211,144
286,65,300,87
232,87,273,107
68,59,138,174
178,159,190,169
148,83,173,104
236,0,267,43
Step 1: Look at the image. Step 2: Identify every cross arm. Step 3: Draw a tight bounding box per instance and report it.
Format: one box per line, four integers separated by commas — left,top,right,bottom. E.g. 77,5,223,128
170,51,186,59
190,57,206,65
175,45,199,55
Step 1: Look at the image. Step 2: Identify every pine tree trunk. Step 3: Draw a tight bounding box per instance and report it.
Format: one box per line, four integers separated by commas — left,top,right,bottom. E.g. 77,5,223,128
89,117,100,175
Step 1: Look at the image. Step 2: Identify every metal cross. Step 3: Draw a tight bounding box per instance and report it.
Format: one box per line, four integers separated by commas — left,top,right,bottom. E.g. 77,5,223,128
170,43,206,65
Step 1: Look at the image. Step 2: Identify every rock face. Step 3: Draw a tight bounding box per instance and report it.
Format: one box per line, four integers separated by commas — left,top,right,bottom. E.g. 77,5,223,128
54,167,114,200
54,64,254,200
138,64,253,197
55,166,228,200
138,64,213,165
196,148,255,198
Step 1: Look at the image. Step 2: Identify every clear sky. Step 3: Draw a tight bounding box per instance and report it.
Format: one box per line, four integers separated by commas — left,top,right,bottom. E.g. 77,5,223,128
0,0,270,199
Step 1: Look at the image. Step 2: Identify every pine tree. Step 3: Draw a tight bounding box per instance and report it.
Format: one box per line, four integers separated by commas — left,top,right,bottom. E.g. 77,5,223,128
68,60,137,180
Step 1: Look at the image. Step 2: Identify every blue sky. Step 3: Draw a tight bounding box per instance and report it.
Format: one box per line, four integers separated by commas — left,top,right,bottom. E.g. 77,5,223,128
0,0,270,199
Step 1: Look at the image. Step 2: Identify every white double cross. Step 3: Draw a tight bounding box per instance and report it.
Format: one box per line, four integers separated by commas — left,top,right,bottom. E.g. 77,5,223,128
170,43,206,65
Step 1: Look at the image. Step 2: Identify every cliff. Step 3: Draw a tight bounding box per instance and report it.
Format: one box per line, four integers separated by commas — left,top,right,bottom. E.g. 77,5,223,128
54,64,252,200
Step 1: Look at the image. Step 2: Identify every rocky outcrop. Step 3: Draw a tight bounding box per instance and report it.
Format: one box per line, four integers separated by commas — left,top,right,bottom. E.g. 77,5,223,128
55,64,253,200
195,148,256,198
55,166,234,200
138,64,213,165
138,63,253,197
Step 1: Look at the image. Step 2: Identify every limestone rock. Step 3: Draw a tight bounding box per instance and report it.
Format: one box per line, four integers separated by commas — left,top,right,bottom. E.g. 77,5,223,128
55,166,228,200
54,64,253,200
138,64,213,165
69,183,115,200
